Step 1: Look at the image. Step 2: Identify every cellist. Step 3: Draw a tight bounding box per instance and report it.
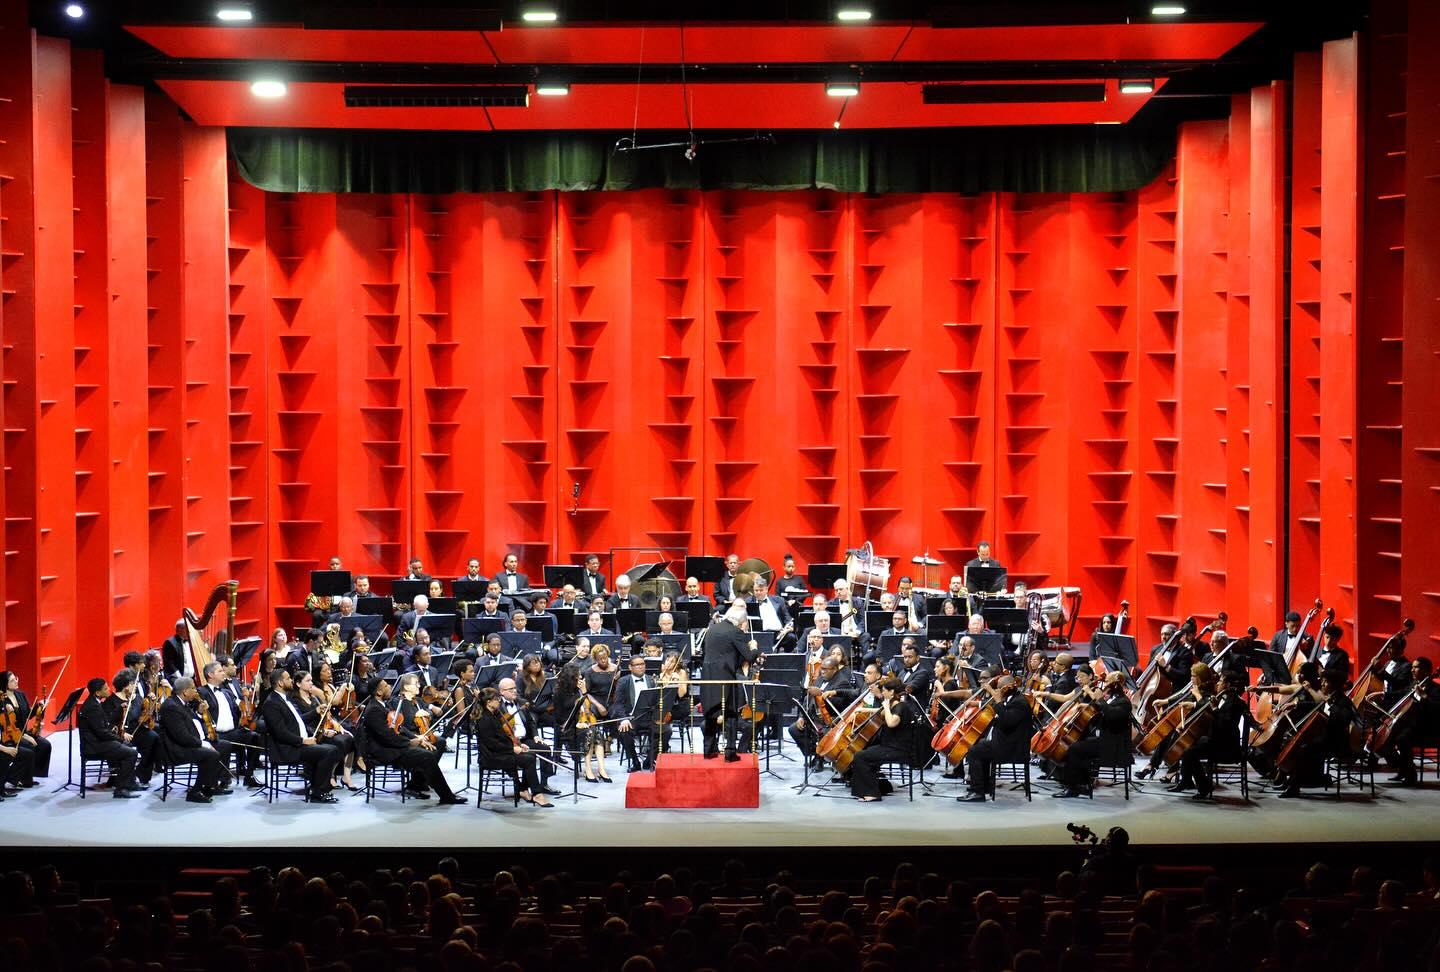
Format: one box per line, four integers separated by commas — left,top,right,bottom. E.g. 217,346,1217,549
848,677,916,803
1052,672,1131,799
1171,670,1248,800
1278,670,1356,798
789,658,857,772
1380,657,1440,787
957,675,1033,803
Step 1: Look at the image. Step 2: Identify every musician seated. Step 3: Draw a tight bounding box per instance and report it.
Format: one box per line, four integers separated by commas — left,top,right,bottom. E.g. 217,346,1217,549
871,610,920,666
830,579,867,633
476,593,511,629
493,553,532,610
607,575,642,613
294,670,358,789
159,677,231,803
1278,671,1356,797
1269,611,1304,656
849,677,917,803
405,645,446,695
677,576,711,606
614,655,660,772
199,661,262,789
0,671,50,786
261,670,342,803
1383,657,1439,787
963,542,1007,594
397,595,431,643
104,670,159,790
583,610,613,636
774,554,810,611
1314,625,1351,682
475,635,516,689
958,675,1034,802
1138,663,1216,781
750,576,792,640
496,677,554,791
555,584,585,613
78,677,139,798
362,677,465,805
517,655,555,731
791,659,857,771
325,597,358,629
404,557,433,582
457,558,488,586
655,612,679,638
477,687,554,806
348,574,374,605
1053,672,1133,798
1167,671,1248,800
799,610,835,651
885,641,934,707
1036,653,1078,704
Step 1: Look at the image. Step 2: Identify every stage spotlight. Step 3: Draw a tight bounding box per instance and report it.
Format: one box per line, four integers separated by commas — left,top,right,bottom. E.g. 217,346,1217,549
1151,4,1186,15
251,79,287,98
833,120,841,128
521,8,559,22
826,81,860,98
836,9,872,21
64,3,84,18
1119,79,1155,95
536,82,570,96
216,6,254,22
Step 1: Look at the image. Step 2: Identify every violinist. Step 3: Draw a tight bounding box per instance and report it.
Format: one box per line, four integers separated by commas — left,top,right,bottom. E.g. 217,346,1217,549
551,659,586,759
260,669,342,804
0,671,51,785
292,669,357,791
449,660,480,737
518,654,553,728
1278,670,1356,798
958,675,1034,803
312,663,361,789
78,678,138,798
142,650,169,696
361,677,466,805
1313,624,1351,682
1053,672,1132,799
1171,670,1248,800
103,670,158,789
1382,657,1440,787
789,658,857,772
848,677,916,803
584,644,622,704
476,687,554,806
657,649,691,754
198,661,262,789
159,677,232,803
1137,663,1217,781
802,630,827,688
499,677,558,791
406,644,445,693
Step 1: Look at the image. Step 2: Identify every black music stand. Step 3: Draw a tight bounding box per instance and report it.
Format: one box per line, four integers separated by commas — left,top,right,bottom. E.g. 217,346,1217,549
1092,633,1139,671
616,608,648,639
797,608,843,630
924,615,965,648
357,595,396,618
680,601,713,631
50,687,87,794
970,633,1008,671
474,660,520,690
428,596,458,616
964,564,1007,594
338,615,384,645
543,564,585,590
982,605,1029,635
231,636,261,673
807,563,847,593
393,579,429,604
461,617,505,643
499,631,543,657
684,556,725,584
310,570,353,597
654,632,690,660
1250,648,1290,687
417,614,457,646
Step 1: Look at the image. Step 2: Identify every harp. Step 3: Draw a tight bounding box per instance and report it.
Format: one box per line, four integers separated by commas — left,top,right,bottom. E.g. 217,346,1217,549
184,580,239,677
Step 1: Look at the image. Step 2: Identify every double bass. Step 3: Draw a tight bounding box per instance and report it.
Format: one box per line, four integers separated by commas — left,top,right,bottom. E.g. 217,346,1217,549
1369,674,1432,754
1348,618,1415,712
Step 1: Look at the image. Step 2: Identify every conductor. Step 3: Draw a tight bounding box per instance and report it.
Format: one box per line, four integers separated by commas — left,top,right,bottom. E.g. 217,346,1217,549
701,602,762,762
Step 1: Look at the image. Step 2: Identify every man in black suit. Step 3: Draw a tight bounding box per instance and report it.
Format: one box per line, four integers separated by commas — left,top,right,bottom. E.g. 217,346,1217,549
749,576,793,636
607,574,642,613
103,670,159,788
896,576,927,626
958,675,1033,802
286,629,326,681
581,555,608,599
198,661,262,788
1268,611,1304,659
458,558,488,585
888,640,934,708
964,541,1007,594
476,592,511,628
261,669,342,803
161,620,194,681
789,658,857,770
701,603,762,760
404,557,433,582
361,677,465,805
475,635,516,689
493,553,532,610
160,677,231,803
406,645,445,692
1053,672,1133,798
613,654,659,771
397,595,431,646
78,677,140,798
1157,623,1195,689
713,553,741,606
1314,625,1352,682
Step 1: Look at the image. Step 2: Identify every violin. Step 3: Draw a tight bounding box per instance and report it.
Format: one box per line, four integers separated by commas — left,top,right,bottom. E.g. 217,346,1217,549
238,682,258,731
0,704,21,747
739,653,766,724
198,698,218,743
139,683,171,730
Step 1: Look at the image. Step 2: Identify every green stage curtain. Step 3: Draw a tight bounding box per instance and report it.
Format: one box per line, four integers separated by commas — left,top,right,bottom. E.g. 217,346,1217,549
230,124,1175,195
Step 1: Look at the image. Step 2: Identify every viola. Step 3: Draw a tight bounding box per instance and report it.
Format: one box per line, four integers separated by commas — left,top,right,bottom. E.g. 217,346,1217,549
198,698,218,743
139,683,171,730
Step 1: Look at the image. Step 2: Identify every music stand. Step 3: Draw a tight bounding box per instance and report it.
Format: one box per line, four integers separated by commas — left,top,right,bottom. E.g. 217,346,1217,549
965,565,1007,594
1095,658,1138,693
461,618,506,646
230,636,262,673
51,686,88,794
797,608,843,630
807,563,847,592
1249,648,1290,687
549,607,579,636
925,615,965,645
357,595,396,618
474,660,520,690
393,579,429,603
526,613,558,644
1091,633,1139,671
982,605,1029,635
417,613,457,645
452,579,486,603
876,632,924,666
654,632,690,660
310,570,352,597
969,633,1008,671
583,633,623,656
543,564,585,590
338,615,384,645
616,608,649,638
684,556,725,584
369,648,401,673
499,631,543,657
426,596,457,616
865,609,895,633
680,602,713,631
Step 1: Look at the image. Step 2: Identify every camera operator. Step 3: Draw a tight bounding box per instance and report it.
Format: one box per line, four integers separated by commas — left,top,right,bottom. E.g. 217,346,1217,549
1069,824,1136,895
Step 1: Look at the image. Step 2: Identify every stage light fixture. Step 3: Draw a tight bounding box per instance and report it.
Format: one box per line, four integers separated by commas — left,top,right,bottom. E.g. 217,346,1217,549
216,6,254,22
251,79,287,98
833,120,841,128
826,81,860,98
836,8,872,21
1095,120,1122,125
63,3,84,18
521,8,559,22
1151,4,1186,15
536,82,570,96
1119,79,1155,95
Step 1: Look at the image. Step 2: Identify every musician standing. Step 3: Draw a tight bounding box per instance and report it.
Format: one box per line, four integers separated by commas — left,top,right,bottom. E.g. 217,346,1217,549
773,554,810,613
964,542,1007,594
1313,625,1352,682
701,603,761,760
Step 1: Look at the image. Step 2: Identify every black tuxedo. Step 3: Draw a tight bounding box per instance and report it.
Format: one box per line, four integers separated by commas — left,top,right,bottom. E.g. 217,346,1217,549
700,619,760,755
1314,646,1351,680
405,571,434,582
161,635,193,681
750,594,793,631
606,594,642,613
894,664,934,705
1057,690,1133,790
614,673,657,768
581,570,608,598
898,593,927,624
159,696,227,790
79,695,139,789
361,699,456,800
475,653,516,689
261,691,341,796
199,682,260,778
494,568,531,597
965,691,1033,795
407,662,444,690
714,574,739,605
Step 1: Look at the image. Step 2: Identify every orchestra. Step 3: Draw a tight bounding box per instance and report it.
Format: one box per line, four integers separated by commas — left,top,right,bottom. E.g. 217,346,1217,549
3,541,1434,816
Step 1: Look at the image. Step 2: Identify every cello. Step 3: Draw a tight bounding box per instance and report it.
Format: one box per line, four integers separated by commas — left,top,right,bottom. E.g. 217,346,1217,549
1368,673,1432,755
931,675,1007,768
1348,618,1414,712
815,689,884,773
1030,682,1103,762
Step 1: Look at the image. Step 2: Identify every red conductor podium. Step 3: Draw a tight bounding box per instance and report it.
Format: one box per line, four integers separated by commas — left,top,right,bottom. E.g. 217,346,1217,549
624,753,761,809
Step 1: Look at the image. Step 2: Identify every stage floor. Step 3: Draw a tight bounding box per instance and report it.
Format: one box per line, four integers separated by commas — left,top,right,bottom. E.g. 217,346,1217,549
5,729,1439,850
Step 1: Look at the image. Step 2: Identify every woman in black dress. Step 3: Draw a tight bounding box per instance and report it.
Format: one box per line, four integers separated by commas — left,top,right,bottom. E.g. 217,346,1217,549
476,687,553,806
0,671,50,784
848,677,917,802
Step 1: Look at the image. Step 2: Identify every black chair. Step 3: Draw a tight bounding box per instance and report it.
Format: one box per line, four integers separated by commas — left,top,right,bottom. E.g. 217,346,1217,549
1325,748,1376,798
261,735,310,804
363,757,412,804
1090,753,1133,800
990,756,1032,801
475,750,522,808
877,757,916,801
156,737,201,803
75,753,116,799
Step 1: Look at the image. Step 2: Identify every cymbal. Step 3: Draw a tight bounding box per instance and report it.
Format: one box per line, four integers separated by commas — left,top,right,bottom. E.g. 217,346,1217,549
911,556,942,566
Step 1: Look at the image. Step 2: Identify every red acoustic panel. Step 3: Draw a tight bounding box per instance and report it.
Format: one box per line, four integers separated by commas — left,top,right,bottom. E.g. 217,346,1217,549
1223,94,1252,618
1287,52,1324,605
1402,0,1440,656
1356,21,1406,650
1173,120,1230,616
1317,38,1360,641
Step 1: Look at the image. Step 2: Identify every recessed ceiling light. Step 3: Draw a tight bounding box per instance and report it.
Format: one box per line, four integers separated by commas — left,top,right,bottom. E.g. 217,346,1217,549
1151,4,1186,15
521,8,558,22
536,83,570,96
836,9,872,21
1119,79,1155,95
826,82,860,98
63,3,84,18
1095,120,1123,125
216,7,254,22
250,79,287,98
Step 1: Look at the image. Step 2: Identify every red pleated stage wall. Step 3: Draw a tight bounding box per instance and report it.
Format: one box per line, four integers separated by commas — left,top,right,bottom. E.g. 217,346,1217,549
1,2,1437,704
